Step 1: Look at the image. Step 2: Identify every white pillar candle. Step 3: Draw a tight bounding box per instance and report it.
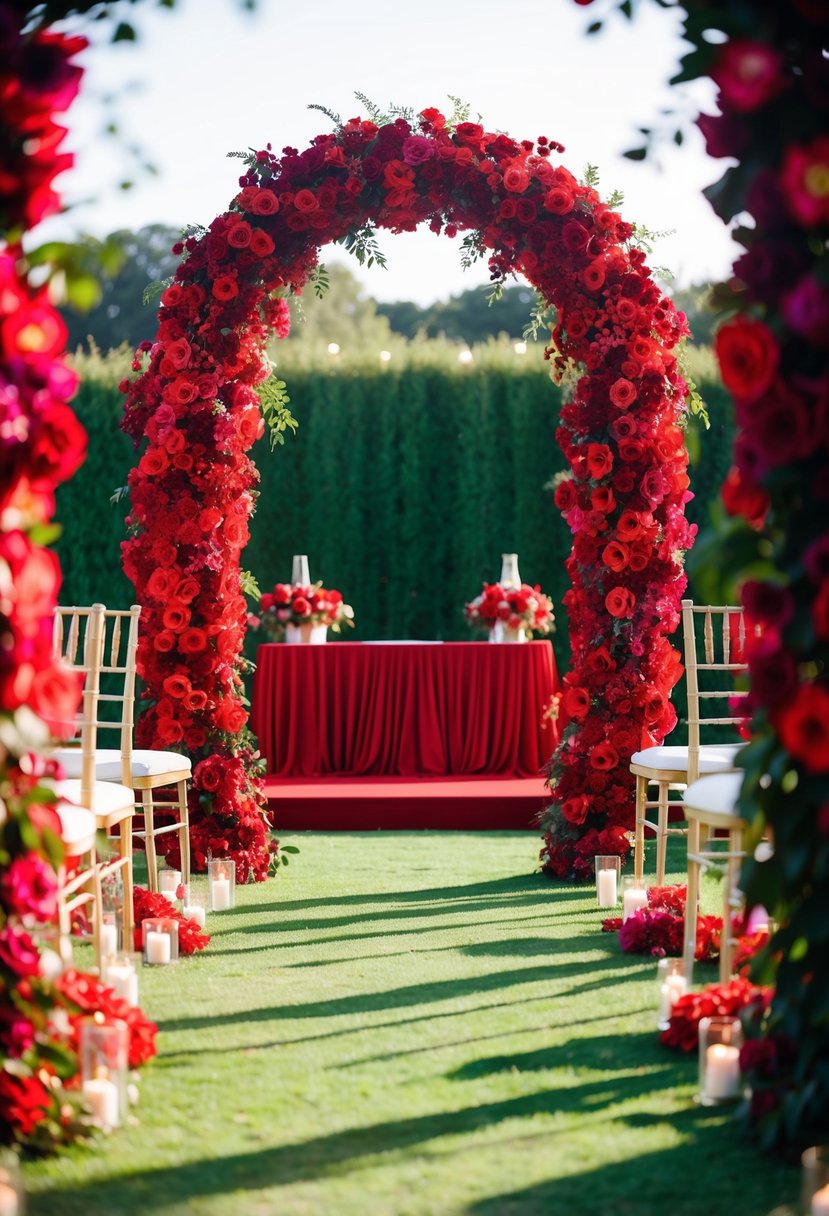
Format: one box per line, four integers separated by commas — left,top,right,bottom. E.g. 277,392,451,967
145,930,172,965
658,975,687,1023
99,921,118,958
812,1185,829,1216
622,887,648,922
106,961,139,1006
210,876,231,911
0,1182,18,1216
83,1076,120,1126
705,1042,741,1100
183,903,206,928
596,869,617,907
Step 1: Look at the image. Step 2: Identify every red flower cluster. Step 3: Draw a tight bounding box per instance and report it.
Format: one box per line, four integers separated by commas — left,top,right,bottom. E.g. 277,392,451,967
534,201,694,876
132,886,210,956
464,581,555,636
56,969,158,1069
600,883,722,961
257,581,354,637
659,978,771,1054
0,22,86,233
122,106,692,880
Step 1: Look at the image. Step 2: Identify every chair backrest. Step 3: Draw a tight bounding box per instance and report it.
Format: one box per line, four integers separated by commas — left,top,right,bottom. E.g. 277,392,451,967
53,604,141,792
681,599,754,784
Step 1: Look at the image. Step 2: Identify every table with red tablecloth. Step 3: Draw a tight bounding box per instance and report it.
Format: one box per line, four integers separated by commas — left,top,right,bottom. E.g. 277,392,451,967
250,641,559,778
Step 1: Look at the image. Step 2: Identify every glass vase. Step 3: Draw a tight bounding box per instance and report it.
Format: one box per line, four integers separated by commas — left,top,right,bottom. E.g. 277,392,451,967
698,1015,743,1105
499,553,521,588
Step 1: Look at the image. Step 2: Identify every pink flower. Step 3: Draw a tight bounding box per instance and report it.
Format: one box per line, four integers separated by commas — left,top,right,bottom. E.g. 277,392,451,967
780,137,829,228
0,927,41,977
402,136,434,166
0,854,58,920
711,40,788,113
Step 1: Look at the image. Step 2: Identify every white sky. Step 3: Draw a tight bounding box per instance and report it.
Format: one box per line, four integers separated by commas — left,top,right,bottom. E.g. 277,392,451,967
42,0,738,306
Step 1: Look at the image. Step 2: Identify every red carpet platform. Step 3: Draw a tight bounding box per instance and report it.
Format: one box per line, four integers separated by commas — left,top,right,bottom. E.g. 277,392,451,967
263,774,550,831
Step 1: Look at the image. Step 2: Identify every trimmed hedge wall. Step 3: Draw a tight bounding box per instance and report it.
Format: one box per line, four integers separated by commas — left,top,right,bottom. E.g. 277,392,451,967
55,359,734,683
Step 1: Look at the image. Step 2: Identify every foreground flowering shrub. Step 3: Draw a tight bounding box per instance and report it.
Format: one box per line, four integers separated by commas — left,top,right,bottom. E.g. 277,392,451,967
577,0,829,1151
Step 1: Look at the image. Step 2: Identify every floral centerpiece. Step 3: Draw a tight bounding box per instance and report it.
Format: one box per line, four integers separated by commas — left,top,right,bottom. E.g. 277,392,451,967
256,582,355,640
464,582,555,639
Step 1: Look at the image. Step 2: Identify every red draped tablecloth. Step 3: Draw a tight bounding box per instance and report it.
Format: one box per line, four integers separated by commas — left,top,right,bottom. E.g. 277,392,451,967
250,641,560,778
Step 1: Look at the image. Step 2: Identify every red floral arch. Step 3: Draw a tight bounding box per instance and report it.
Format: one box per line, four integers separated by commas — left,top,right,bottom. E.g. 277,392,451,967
120,106,695,882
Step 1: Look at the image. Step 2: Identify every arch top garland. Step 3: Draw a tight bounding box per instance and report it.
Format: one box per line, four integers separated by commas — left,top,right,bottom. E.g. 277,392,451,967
120,103,696,881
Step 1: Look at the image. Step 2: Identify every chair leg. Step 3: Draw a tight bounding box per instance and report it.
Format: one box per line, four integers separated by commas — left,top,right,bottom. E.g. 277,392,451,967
634,775,647,883
177,779,191,886
684,817,701,985
720,824,744,984
91,861,104,973
142,788,158,892
118,818,134,955
656,783,669,887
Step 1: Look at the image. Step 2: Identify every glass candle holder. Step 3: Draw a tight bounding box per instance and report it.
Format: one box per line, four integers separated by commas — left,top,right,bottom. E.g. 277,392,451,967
142,917,179,966
803,1146,829,1215
622,876,648,922
98,910,120,961
79,1017,128,1128
656,957,687,1030
158,867,182,902
101,953,139,1006
208,858,235,911
180,885,206,929
0,1149,24,1216
698,1015,743,1105
595,856,621,908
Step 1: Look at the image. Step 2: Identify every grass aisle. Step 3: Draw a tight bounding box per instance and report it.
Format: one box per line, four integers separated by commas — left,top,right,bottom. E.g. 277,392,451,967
24,832,797,1216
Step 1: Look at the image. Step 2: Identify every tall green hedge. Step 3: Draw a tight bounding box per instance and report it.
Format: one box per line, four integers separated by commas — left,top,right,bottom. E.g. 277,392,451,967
55,355,734,685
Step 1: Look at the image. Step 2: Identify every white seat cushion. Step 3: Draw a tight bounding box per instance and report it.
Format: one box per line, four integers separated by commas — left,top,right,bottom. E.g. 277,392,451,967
630,743,742,774
53,777,135,818
56,800,97,853
53,748,191,782
684,772,743,817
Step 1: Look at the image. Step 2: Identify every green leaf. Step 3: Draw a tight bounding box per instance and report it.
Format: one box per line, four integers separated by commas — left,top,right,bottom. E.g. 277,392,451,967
623,148,647,161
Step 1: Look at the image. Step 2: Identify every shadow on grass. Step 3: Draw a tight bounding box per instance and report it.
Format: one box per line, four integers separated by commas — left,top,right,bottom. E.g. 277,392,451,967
463,1110,799,1216
251,874,557,915
156,955,649,1034
27,1068,718,1216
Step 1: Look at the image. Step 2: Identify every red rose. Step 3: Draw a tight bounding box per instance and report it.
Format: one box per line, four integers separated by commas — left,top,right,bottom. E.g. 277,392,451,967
0,1070,52,1136
226,220,252,248
502,160,530,193
293,188,319,213
605,587,636,619
561,794,590,825
609,378,637,409
251,188,278,214
775,682,829,771
212,276,239,301
29,662,83,737
602,541,629,573
715,316,779,400
562,686,591,720
721,465,769,526
590,742,620,771
586,443,614,479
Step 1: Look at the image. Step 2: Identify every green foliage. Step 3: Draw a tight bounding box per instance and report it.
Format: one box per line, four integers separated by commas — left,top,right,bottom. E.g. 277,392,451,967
257,375,298,451
336,224,388,272
60,348,727,695
59,225,183,352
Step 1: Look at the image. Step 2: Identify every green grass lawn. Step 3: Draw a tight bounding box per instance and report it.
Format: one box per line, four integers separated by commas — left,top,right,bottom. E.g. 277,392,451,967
23,832,799,1216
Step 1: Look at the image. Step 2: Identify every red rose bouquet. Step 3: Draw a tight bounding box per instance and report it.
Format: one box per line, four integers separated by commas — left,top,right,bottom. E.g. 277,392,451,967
256,581,355,639
464,581,555,638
